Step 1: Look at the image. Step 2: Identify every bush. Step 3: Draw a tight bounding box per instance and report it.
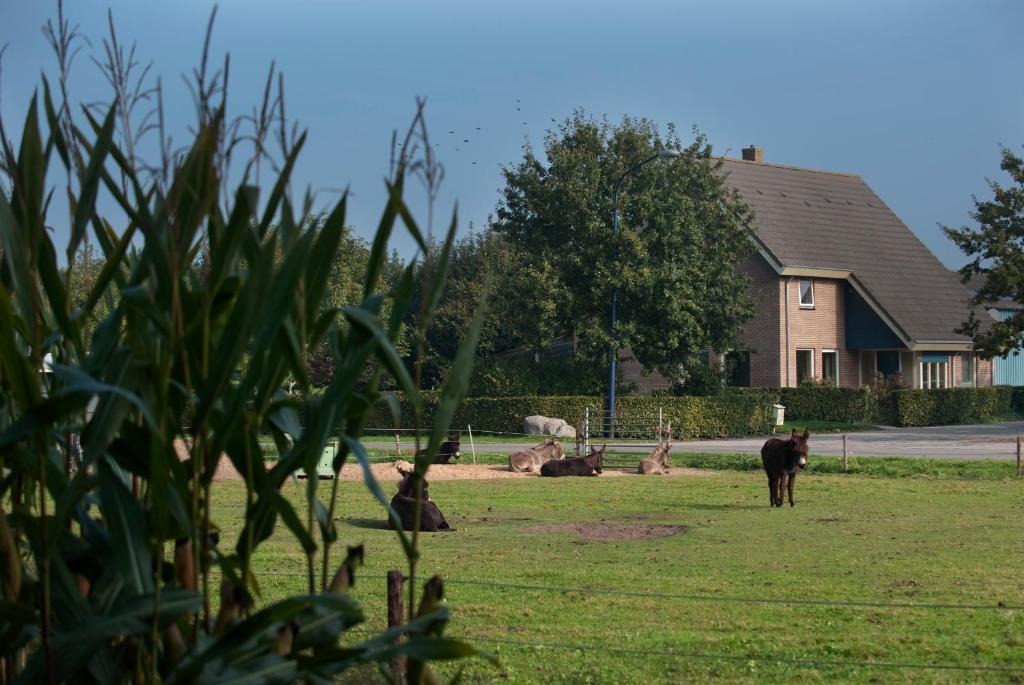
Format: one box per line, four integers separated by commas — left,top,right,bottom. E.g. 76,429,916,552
892,387,1017,426
374,391,775,438
778,386,877,422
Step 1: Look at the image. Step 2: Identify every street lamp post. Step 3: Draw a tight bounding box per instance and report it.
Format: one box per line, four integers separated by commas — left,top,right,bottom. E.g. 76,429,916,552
607,149,682,435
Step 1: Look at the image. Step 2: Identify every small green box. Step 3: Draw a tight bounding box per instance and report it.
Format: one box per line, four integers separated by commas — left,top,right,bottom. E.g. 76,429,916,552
302,441,337,479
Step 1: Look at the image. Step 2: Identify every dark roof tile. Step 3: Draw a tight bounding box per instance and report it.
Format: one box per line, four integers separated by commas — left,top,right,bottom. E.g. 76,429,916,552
720,158,973,343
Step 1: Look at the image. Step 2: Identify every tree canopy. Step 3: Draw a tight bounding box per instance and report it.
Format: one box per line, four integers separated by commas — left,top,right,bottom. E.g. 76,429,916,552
944,146,1024,356
491,111,756,380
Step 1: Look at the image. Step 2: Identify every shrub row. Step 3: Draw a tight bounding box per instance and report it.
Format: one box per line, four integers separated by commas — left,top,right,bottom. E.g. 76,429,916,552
367,385,1024,439
777,386,878,423
372,391,775,439
891,387,1017,427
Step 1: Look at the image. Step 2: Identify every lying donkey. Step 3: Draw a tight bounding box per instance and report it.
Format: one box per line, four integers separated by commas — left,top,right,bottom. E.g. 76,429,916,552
415,431,461,464
638,440,671,475
390,466,452,531
508,438,564,473
540,444,605,477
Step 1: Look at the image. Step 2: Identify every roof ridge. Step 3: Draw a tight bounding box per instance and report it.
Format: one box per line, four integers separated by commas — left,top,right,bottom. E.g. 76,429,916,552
718,156,860,178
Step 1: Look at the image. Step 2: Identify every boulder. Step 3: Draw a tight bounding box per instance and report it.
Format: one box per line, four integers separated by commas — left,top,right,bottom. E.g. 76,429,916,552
543,418,568,435
553,423,577,438
523,415,549,435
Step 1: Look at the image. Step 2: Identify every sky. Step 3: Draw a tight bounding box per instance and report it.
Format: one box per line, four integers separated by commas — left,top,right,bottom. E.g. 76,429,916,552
2,0,1022,267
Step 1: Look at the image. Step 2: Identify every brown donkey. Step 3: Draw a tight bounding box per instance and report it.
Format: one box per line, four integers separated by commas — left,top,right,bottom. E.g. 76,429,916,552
760,429,809,507
508,438,564,473
390,466,452,531
638,440,671,475
540,444,605,477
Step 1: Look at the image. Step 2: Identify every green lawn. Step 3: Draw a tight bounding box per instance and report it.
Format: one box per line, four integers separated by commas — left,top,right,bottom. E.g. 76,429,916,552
211,466,1024,684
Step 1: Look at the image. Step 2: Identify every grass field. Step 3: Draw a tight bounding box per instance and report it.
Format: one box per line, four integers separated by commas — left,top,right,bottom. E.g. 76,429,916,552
212,464,1024,684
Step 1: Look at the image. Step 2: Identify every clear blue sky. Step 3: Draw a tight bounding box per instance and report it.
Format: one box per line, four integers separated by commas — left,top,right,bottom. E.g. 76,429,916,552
2,0,1022,267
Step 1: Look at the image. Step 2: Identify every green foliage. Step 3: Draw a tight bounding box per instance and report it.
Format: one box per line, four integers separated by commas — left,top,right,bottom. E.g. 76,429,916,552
891,387,1017,427
778,386,878,422
0,14,487,684
374,392,774,438
493,111,756,380
468,354,605,397
943,145,1024,356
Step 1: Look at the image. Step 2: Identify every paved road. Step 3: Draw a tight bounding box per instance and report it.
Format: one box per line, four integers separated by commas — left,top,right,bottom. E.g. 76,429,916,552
450,422,1024,461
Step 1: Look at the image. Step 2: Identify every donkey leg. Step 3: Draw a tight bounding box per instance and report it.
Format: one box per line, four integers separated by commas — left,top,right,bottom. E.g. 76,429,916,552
767,476,776,507
787,472,797,507
777,473,789,507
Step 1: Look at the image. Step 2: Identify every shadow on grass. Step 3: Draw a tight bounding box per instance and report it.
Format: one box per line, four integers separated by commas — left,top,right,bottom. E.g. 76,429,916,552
344,517,391,531
686,503,762,511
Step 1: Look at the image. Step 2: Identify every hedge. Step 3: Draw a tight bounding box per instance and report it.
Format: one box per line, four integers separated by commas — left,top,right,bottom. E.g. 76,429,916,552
891,387,1016,427
777,386,877,423
367,386,1024,438
372,391,775,439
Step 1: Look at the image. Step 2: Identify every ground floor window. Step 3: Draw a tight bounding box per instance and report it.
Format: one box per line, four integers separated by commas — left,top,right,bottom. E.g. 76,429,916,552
796,349,814,384
919,358,948,389
961,352,974,387
822,350,838,385
725,350,751,387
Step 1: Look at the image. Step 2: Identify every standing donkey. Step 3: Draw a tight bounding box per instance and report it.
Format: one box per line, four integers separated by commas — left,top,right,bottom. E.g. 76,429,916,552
760,428,810,507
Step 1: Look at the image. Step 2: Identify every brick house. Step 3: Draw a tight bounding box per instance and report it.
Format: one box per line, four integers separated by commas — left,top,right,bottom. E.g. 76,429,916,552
621,147,989,391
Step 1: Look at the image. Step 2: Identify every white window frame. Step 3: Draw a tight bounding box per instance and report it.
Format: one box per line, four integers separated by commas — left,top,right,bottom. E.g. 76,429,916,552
919,360,948,389
822,349,839,385
798,279,814,308
960,352,975,387
796,348,814,384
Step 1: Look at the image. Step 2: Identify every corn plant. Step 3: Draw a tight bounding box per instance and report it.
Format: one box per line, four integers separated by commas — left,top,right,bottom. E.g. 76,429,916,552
0,8,489,684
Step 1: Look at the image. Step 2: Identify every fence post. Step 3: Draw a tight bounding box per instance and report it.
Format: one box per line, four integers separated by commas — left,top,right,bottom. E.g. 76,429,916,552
394,433,401,456
842,434,848,473
583,407,590,455
387,570,406,685
1017,436,1021,478
467,425,477,465
658,406,663,441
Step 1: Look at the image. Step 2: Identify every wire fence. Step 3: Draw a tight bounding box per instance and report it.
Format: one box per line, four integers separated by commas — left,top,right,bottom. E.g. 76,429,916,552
343,627,1024,676
212,569,1024,612
322,572,1024,678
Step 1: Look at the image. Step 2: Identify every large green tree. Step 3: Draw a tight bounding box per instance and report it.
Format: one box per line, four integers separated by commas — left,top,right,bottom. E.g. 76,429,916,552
944,146,1024,356
493,111,756,380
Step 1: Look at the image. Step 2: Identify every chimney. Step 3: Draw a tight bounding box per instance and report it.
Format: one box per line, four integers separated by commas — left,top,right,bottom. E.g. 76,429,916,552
741,145,764,163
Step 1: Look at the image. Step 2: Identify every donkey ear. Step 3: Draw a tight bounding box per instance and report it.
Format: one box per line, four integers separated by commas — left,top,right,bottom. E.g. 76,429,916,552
802,428,810,439
790,428,798,438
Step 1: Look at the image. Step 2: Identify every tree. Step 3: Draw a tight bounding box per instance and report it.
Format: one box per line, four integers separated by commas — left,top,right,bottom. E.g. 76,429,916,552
944,146,1024,356
493,111,756,380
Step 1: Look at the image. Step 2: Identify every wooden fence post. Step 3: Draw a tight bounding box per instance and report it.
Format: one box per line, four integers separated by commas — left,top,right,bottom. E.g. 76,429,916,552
1017,436,1021,478
842,434,848,473
387,570,406,685
394,433,401,456
467,425,477,465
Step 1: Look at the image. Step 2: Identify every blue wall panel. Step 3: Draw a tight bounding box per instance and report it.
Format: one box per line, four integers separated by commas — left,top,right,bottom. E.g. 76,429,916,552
993,309,1024,386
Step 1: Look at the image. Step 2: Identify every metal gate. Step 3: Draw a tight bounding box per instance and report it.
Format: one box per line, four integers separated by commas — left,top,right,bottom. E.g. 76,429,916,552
581,405,665,454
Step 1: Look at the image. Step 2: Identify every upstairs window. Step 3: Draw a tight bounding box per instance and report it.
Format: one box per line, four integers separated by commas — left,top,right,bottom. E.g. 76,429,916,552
799,279,814,308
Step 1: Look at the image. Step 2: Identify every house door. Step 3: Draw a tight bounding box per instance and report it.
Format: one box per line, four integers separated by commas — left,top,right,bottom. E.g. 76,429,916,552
876,351,900,377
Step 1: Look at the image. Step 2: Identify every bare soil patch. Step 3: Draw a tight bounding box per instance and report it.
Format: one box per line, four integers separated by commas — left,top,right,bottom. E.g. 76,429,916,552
175,440,719,482
525,522,687,541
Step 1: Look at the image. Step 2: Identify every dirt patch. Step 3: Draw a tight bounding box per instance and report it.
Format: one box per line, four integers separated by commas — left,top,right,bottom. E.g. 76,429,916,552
181,442,721,482
525,522,687,541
